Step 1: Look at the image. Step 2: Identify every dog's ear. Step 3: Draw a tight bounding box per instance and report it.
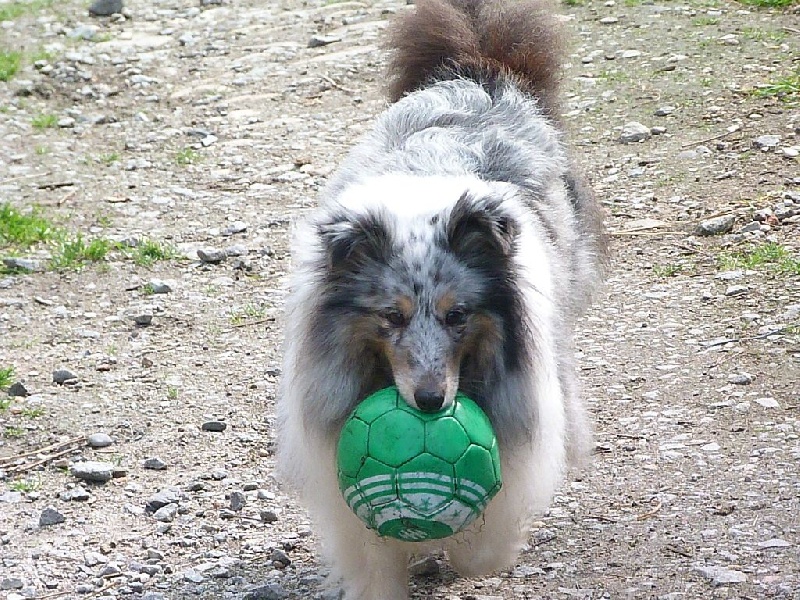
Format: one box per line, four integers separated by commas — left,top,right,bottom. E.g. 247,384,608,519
317,211,392,272
446,193,518,265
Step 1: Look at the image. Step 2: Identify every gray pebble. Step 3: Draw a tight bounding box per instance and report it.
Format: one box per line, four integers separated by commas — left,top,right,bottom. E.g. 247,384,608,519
270,548,291,568
725,285,748,297
243,583,289,600
694,566,747,585
753,135,780,150
7,382,29,397
153,503,178,522
59,487,91,502
53,368,78,384
145,489,180,513
0,578,23,591
148,279,172,294
210,469,228,481
409,555,440,577
89,0,123,16
728,373,754,385
133,314,153,326
260,510,279,523
143,457,167,470
695,215,735,236
182,569,205,583
308,35,341,48
2,258,41,272
618,121,651,144
197,248,226,264
39,506,66,527
87,432,113,448
599,16,619,24
0,492,23,503
71,461,114,483
230,491,246,512
223,221,247,236
224,244,248,257
202,420,227,432
654,106,675,116
739,221,761,234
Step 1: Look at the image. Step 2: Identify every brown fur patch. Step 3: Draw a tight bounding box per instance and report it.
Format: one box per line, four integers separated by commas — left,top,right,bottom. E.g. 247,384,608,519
435,290,458,316
387,0,563,117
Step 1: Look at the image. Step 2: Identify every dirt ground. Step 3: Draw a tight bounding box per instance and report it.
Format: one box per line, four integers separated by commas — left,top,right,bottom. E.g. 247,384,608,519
1,0,799,599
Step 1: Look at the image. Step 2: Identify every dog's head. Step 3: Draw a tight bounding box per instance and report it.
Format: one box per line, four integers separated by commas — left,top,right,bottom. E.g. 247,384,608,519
312,177,529,413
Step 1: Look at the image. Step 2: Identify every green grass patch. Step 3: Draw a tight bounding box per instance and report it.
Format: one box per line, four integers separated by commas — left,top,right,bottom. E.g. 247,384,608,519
20,406,44,418
4,426,25,438
229,303,268,325
175,147,200,166
50,235,111,270
740,27,788,42
0,366,14,389
0,50,22,82
0,0,57,22
718,242,800,275
0,203,58,249
737,0,798,7
31,113,58,129
653,264,684,278
98,152,120,165
129,239,177,266
10,478,40,492
754,71,800,103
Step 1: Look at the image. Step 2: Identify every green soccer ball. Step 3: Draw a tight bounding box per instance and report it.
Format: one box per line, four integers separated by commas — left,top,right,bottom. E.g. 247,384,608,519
337,386,502,542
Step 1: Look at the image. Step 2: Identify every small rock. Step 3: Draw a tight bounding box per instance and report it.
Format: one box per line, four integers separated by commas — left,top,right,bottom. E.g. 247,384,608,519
153,504,178,523
202,420,227,432
222,221,247,236
409,556,440,577
260,510,279,523
725,285,748,297
39,506,66,527
224,244,247,257
182,569,205,584
87,432,113,448
754,397,780,409
758,538,792,549
244,583,289,600
59,487,91,502
2,258,41,272
0,579,24,591
618,121,651,144
143,457,167,470
71,461,114,483
89,0,123,16
695,566,747,585
197,248,226,264
270,548,291,568
0,492,23,503
308,35,341,48
53,368,78,384
230,491,246,512
739,221,761,234
727,373,753,385
145,489,180,513
753,135,780,150
654,106,675,117
147,280,172,294
599,16,619,24
7,382,29,397
133,314,153,326
695,215,735,236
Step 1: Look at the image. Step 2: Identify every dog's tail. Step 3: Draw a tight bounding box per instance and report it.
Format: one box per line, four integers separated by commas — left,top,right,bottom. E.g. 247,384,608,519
387,0,563,116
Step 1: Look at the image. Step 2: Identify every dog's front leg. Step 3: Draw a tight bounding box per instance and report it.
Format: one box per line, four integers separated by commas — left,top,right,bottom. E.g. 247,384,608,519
318,505,410,600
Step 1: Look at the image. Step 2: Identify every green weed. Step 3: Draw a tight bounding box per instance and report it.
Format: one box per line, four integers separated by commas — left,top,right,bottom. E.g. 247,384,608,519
50,235,111,270
230,303,267,325
20,406,44,418
0,51,22,82
692,17,720,26
737,0,798,7
99,152,120,165
167,386,179,400
35,145,49,155
754,71,800,102
0,203,57,249
0,366,14,389
130,239,177,266
4,426,25,438
0,0,56,22
718,242,800,275
653,264,684,278
10,478,40,492
31,113,58,129
175,147,200,166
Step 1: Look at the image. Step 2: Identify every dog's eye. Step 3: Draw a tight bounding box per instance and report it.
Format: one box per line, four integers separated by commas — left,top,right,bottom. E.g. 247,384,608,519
383,309,408,328
444,307,468,327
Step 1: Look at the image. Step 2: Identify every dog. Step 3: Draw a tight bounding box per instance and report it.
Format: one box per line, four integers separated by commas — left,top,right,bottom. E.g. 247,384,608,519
277,1,607,598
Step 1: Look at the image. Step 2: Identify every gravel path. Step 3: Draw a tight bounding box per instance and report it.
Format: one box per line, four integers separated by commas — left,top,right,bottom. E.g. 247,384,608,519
1,1,799,599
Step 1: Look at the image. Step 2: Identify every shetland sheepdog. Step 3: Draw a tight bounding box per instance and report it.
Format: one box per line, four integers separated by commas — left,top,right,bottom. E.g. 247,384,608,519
277,1,607,598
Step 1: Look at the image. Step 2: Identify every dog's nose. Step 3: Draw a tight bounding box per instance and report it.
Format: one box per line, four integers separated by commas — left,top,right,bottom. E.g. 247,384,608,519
414,389,445,413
